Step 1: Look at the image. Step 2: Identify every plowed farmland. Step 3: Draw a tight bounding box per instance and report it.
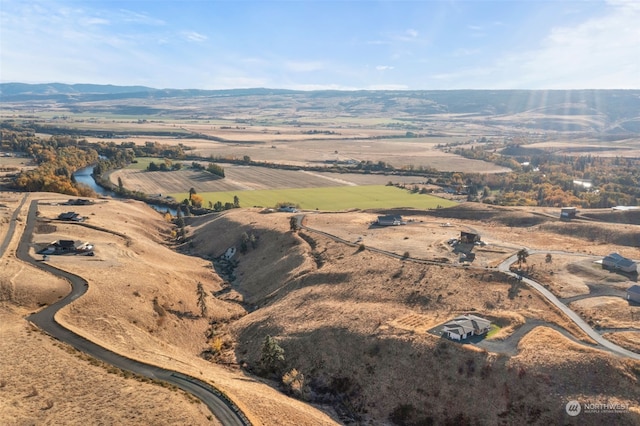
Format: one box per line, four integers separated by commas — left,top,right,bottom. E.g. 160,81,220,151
111,165,426,194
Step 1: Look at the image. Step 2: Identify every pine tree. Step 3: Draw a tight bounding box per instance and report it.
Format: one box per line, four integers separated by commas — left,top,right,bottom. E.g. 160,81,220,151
196,282,207,317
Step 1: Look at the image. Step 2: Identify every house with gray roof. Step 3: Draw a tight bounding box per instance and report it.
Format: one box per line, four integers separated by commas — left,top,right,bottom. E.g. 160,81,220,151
627,285,640,304
442,314,491,341
376,215,404,226
603,253,637,274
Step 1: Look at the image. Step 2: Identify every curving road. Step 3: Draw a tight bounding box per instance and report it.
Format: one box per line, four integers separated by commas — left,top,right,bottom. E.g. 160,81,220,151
498,252,640,360
296,214,640,360
0,193,28,256
12,199,250,426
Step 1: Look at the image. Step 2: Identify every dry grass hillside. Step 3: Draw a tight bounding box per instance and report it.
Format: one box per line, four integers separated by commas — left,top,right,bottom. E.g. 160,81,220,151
184,206,640,425
3,192,639,425
1,193,339,426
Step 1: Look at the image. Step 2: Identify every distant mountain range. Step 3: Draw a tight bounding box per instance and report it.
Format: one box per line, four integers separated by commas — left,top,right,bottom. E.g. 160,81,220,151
2,83,639,134
0,83,293,101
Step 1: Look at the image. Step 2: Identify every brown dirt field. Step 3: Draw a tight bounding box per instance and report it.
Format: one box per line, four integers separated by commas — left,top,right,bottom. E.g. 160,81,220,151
525,255,623,299
569,297,640,329
186,137,511,172
110,166,426,195
86,129,508,172
525,138,640,158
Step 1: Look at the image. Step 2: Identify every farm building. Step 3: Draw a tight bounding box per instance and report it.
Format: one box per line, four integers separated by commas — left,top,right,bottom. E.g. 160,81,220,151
442,314,491,341
39,240,93,255
627,285,640,303
64,199,94,206
602,253,638,274
560,207,577,219
58,211,83,222
376,215,405,226
459,231,480,244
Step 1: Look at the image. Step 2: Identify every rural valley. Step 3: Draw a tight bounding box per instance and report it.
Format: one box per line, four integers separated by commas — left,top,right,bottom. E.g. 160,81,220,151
1,85,639,425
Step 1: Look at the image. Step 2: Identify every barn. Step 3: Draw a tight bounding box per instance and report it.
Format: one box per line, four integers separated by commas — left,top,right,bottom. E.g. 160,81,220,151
376,215,404,226
627,285,640,304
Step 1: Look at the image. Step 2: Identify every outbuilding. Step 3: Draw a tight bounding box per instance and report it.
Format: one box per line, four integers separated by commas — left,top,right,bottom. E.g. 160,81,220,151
560,207,577,219
627,285,640,303
58,211,83,222
377,215,404,226
460,231,480,244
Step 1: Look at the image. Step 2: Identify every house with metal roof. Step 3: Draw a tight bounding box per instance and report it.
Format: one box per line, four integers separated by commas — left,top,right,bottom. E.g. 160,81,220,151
603,253,638,274
627,285,640,304
376,215,404,226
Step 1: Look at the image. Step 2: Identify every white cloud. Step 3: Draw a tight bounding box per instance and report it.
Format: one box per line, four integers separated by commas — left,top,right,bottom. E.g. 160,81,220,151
118,9,165,26
82,17,109,26
406,29,418,38
391,28,425,43
501,0,640,88
376,65,395,71
182,31,207,42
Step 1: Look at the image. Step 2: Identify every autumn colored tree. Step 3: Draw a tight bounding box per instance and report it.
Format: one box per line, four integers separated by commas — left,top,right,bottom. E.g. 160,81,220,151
190,193,204,208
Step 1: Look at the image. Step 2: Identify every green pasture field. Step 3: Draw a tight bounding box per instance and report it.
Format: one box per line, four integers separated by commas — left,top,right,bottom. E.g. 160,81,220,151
127,157,158,170
169,185,458,211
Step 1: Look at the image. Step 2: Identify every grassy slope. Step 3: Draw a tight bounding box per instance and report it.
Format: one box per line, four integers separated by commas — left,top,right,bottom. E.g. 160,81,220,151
186,207,640,425
6,194,337,426
170,185,458,210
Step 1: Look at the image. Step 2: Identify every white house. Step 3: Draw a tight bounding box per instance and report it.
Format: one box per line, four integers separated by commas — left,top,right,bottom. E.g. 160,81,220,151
442,315,491,341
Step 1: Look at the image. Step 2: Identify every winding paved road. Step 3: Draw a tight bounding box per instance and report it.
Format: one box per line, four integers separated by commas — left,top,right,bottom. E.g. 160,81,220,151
498,252,640,360
296,214,640,360
10,198,250,426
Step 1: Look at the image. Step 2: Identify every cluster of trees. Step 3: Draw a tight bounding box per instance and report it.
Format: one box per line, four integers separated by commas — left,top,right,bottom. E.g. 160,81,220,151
239,231,257,254
259,336,306,399
354,160,393,172
6,128,99,195
147,159,182,171
183,188,240,212
454,147,640,208
206,163,225,177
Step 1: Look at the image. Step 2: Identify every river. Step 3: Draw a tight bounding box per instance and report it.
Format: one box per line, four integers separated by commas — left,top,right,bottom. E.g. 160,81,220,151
73,165,178,216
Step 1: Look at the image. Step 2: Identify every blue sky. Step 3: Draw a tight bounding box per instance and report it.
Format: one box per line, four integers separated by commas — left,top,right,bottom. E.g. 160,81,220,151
1,0,638,90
